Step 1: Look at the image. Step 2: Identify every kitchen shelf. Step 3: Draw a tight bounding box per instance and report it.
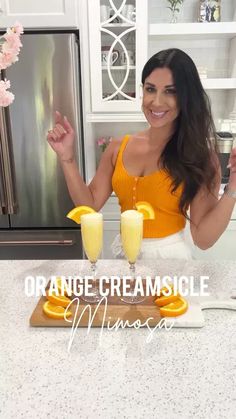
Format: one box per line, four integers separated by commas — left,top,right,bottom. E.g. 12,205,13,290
102,65,136,70
101,24,135,35
149,22,236,39
201,78,236,89
101,23,135,27
86,113,146,122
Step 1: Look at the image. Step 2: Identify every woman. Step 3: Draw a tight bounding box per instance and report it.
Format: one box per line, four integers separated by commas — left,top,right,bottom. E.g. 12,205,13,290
47,48,236,260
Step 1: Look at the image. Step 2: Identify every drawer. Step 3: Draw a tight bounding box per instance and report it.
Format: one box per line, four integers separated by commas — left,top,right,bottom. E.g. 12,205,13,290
102,220,120,259
193,220,236,260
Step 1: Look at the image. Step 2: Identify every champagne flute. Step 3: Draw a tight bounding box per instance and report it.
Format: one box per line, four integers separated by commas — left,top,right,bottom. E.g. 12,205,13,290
120,210,145,304
80,212,103,303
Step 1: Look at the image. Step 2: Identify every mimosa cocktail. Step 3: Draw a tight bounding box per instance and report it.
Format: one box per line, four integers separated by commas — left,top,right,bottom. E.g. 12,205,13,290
121,210,145,304
121,210,143,263
81,212,103,302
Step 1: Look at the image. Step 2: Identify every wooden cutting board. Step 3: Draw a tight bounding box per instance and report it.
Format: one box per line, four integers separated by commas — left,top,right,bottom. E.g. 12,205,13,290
30,279,236,328
30,279,162,327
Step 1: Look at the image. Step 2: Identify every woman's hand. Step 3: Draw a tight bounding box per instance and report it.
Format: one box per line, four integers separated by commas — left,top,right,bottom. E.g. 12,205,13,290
47,111,75,161
228,146,236,189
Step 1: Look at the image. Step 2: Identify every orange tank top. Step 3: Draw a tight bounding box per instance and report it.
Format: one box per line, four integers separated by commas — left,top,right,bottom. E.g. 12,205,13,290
112,135,186,238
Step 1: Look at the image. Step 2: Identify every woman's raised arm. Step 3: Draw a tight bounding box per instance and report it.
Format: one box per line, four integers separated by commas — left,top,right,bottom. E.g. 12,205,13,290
47,111,120,210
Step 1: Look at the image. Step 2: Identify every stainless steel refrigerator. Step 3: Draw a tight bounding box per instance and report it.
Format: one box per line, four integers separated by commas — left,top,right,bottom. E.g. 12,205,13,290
0,32,84,259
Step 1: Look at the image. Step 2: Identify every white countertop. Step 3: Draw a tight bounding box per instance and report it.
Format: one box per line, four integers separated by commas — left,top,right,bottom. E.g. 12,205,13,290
0,259,236,419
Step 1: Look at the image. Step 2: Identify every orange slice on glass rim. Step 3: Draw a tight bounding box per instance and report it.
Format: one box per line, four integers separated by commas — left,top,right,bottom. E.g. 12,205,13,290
66,205,96,224
46,291,71,308
135,201,155,220
43,301,72,319
159,297,188,317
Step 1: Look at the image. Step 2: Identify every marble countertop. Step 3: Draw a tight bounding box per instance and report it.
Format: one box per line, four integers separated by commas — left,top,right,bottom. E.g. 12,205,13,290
0,259,236,419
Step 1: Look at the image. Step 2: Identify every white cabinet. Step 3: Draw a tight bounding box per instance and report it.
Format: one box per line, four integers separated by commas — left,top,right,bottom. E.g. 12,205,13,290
102,220,120,259
0,0,78,29
101,195,120,220
187,200,236,260
88,0,148,112
101,196,120,258
193,220,236,260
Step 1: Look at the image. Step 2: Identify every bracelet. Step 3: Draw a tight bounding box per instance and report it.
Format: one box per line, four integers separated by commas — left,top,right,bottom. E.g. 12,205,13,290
224,184,236,199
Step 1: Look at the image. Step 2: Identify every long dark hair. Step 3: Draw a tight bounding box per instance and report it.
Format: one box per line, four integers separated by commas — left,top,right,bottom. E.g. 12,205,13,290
141,48,219,219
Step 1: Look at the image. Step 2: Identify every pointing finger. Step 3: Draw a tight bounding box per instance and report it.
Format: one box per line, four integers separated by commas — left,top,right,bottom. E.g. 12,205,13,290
63,116,74,134
55,110,63,125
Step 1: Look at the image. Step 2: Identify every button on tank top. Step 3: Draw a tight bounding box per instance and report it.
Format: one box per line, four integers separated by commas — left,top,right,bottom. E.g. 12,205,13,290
111,135,186,238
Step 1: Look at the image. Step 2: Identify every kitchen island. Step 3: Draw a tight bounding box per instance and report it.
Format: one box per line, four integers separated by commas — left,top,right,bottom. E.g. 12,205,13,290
0,259,235,419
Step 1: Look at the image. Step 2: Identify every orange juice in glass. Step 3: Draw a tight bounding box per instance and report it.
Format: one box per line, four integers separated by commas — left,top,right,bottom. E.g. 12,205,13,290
81,212,103,302
120,210,145,304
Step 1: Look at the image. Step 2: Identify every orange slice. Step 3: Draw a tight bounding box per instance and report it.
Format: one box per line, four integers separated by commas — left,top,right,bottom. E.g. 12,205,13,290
159,297,188,317
46,291,71,308
158,284,174,297
155,284,179,306
55,276,64,293
135,201,155,220
43,301,72,319
154,293,180,307
66,205,96,224
54,277,71,296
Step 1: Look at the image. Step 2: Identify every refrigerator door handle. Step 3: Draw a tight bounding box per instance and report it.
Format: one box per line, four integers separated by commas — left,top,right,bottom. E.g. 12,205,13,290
0,138,7,215
0,106,18,214
0,239,74,246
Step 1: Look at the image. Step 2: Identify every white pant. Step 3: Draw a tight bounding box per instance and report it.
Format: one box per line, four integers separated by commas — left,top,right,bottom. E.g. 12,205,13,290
111,230,193,260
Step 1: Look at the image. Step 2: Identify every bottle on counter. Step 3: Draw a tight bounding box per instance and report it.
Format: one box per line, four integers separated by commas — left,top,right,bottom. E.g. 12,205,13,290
216,132,234,184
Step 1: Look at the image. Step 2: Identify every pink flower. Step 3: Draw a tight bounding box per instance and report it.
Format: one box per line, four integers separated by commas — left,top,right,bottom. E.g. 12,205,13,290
12,21,24,35
0,79,15,107
97,137,107,146
97,137,109,152
0,21,23,106
0,21,23,70
0,52,14,70
3,33,22,52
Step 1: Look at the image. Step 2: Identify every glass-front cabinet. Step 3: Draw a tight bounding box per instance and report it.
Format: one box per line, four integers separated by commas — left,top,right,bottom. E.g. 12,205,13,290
88,0,148,112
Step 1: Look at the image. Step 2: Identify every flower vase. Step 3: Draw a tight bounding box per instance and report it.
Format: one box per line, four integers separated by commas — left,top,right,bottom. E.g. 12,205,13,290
96,147,102,168
170,9,178,23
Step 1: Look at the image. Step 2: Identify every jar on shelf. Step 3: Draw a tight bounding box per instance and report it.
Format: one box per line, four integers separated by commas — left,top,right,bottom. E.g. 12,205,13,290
199,0,221,23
